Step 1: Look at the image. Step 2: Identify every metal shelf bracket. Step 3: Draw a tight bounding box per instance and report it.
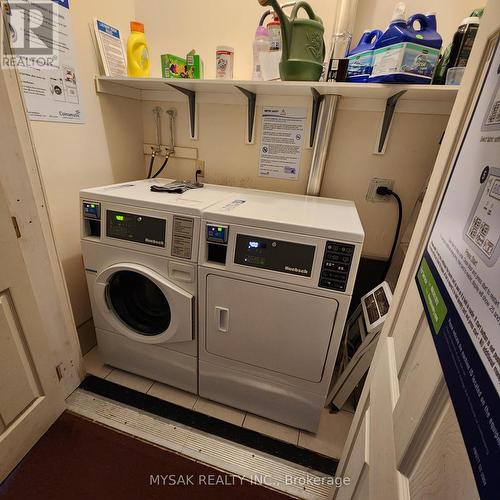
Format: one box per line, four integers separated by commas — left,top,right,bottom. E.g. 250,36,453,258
167,84,197,140
310,88,324,148
235,86,257,144
376,90,407,154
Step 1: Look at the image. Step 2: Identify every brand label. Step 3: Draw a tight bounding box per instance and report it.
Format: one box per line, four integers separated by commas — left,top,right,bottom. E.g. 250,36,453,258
371,42,440,80
284,265,309,275
347,49,374,78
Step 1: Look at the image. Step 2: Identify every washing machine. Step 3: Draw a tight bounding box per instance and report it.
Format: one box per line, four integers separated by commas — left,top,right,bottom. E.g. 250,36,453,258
80,179,237,393
198,191,364,431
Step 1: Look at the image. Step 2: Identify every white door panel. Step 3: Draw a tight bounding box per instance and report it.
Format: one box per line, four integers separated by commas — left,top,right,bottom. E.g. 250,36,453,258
0,181,65,481
0,25,66,481
0,291,41,426
205,274,338,382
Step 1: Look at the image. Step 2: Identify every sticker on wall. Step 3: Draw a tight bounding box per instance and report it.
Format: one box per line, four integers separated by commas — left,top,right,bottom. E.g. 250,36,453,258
415,36,500,499
3,0,84,123
258,107,306,180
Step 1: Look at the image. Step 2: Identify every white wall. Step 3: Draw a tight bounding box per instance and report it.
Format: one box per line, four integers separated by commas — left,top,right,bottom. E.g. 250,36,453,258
30,0,145,351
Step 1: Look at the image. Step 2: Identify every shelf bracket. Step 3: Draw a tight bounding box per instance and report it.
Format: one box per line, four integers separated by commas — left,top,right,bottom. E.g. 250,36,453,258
167,84,197,140
376,90,407,154
235,86,257,144
310,88,324,148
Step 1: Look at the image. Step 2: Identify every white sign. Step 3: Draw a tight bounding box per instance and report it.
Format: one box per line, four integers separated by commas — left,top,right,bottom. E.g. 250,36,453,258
4,0,84,123
259,106,307,180
93,18,126,77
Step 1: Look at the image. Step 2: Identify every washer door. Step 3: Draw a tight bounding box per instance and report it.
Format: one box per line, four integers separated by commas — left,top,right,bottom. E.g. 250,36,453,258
94,263,193,344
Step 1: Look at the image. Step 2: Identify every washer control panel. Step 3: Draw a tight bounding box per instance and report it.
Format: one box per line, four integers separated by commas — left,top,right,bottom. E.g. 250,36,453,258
106,210,166,248
318,241,355,292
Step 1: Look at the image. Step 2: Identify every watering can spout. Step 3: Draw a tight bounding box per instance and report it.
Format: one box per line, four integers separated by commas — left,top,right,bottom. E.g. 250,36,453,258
258,0,290,60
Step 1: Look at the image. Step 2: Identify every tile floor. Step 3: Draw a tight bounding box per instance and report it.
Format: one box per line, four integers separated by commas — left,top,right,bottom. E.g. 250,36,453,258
83,346,354,459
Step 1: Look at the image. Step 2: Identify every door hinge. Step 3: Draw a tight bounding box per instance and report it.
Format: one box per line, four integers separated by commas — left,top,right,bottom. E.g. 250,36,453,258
11,217,21,238
55,363,64,381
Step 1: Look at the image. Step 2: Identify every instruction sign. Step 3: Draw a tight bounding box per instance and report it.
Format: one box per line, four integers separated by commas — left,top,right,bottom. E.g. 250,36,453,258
3,0,84,123
416,38,500,499
259,106,306,180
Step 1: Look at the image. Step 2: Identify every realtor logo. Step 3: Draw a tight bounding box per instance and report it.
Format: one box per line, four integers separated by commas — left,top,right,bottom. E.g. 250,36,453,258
1,0,61,69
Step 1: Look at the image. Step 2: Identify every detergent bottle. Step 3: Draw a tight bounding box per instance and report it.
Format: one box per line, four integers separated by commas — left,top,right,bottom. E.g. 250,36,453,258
369,3,442,84
346,29,383,82
127,21,150,77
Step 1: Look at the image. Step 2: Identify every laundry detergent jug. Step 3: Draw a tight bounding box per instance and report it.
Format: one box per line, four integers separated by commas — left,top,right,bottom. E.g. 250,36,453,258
347,29,383,82
369,3,442,84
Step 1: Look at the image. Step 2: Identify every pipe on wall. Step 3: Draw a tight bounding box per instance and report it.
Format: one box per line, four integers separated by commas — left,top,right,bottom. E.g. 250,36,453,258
306,94,339,196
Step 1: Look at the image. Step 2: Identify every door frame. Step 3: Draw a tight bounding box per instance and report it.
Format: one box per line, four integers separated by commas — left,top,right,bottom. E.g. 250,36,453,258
0,26,83,396
335,3,500,490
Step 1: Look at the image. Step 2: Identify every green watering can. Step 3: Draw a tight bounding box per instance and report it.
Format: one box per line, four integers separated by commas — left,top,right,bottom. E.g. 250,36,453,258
258,0,325,81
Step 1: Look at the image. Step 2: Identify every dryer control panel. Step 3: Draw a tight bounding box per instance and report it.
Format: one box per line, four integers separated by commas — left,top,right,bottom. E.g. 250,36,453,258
318,241,355,292
234,234,315,277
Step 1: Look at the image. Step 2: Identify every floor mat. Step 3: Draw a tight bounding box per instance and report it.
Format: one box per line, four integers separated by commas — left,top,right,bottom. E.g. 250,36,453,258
0,411,292,500
81,375,338,475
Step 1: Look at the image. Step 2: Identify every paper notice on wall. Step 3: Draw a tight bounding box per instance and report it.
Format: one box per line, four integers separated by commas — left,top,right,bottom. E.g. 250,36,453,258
4,0,84,123
258,107,307,180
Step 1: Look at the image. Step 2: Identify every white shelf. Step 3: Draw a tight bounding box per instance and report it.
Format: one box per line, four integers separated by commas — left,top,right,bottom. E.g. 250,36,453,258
95,76,459,102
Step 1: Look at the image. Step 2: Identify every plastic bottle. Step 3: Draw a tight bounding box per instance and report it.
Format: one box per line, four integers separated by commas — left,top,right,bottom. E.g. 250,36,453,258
127,21,150,78
369,3,442,84
449,15,481,68
433,10,482,85
346,29,383,82
252,26,271,81
267,16,281,51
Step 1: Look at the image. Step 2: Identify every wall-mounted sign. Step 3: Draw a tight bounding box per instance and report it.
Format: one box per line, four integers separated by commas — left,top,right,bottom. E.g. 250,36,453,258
416,38,500,499
3,0,84,123
258,106,306,180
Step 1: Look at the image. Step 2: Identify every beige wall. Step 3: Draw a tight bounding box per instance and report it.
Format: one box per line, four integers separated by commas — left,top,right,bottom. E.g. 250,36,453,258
135,0,480,80
30,0,144,350
141,95,449,259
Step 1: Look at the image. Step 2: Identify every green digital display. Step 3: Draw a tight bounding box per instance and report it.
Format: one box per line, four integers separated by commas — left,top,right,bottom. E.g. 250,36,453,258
115,215,124,221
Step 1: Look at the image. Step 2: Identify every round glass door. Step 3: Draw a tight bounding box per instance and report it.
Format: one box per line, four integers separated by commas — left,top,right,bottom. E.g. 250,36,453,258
107,270,171,335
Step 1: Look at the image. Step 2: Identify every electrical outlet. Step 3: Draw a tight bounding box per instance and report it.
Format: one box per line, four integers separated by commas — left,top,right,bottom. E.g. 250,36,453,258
366,178,395,202
195,160,205,177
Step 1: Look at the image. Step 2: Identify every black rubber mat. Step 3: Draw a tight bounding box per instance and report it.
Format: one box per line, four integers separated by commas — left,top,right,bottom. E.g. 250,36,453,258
80,375,338,476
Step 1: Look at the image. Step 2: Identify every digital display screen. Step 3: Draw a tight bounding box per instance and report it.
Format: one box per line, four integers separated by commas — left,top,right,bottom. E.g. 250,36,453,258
235,234,314,276
248,241,265,249
207,224,228,243
107,210,166,247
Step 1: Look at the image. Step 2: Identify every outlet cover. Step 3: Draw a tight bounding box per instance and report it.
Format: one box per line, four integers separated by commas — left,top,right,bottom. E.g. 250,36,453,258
366,178,395,202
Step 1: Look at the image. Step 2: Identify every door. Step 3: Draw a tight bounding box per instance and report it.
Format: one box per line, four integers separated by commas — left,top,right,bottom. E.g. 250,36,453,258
205,274,338,382
94,263,194,344
0,180,66,481
334,4,498,499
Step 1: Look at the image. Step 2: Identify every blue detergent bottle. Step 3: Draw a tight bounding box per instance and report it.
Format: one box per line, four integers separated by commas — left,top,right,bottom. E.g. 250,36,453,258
369,3,442,84
346,29,383,82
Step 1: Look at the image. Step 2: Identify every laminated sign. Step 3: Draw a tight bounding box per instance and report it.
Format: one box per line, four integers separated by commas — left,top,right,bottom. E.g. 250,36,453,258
2,0,84,123
259,107,307,180
415,37,500,499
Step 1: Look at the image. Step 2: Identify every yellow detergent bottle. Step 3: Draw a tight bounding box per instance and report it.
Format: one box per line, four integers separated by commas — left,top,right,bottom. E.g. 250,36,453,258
127,21,150,77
